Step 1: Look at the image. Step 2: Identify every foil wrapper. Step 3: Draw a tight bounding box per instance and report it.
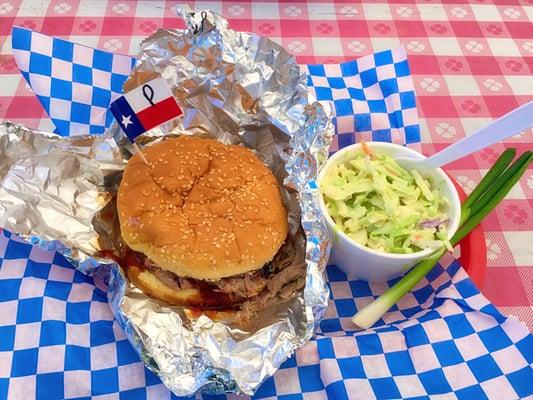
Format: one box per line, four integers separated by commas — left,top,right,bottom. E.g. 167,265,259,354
0,10,334,396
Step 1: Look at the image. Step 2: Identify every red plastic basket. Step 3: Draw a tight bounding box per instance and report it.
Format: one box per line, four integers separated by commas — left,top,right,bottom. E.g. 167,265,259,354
450,176,487,289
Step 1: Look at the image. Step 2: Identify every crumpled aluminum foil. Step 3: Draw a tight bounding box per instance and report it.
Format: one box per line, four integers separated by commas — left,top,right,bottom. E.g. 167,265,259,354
0,10,334,396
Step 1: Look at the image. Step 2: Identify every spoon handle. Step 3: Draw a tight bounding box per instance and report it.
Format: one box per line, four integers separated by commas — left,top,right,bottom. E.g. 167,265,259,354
424,101,533,169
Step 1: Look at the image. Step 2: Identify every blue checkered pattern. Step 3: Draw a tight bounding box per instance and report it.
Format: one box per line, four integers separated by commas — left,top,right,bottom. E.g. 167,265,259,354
11,27,136,136
305,46,421,147
1,230,531,399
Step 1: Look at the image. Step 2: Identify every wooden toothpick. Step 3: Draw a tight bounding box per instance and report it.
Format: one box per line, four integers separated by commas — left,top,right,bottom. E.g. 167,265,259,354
133,142,149,165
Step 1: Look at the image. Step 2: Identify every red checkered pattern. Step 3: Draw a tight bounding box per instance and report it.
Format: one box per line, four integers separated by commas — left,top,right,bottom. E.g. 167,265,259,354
0,0,532,332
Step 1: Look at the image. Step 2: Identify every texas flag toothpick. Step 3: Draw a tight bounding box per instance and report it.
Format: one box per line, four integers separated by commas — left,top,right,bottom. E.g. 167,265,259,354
110,76,183,163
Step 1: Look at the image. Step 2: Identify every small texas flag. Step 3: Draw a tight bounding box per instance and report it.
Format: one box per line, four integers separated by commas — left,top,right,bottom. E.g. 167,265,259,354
110,77,183,141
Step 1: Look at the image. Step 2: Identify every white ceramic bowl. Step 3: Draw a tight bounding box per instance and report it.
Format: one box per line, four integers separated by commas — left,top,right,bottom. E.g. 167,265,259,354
318,142,461,282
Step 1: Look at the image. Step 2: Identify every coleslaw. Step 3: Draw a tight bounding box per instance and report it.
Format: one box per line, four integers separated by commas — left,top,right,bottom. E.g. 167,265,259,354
320,149,451,254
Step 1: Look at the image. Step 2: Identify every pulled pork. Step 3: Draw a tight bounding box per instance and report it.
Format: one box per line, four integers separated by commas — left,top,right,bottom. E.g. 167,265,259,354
142,240,306,318
138,237,308,321
144,256,304,301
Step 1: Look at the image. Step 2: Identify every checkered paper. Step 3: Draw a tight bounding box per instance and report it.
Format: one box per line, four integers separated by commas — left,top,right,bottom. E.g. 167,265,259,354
1,230,532,400
306,46,421,147
11,26,136,136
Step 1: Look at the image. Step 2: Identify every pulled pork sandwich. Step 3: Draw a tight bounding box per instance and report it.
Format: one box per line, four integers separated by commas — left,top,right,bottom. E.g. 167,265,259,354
117,135,305,320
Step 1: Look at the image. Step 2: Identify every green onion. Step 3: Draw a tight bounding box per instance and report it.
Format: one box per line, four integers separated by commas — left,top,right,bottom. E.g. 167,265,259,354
460,148,516,225
454,151,532,244
352,248,446,329
464,151,531,222
352,149,533,330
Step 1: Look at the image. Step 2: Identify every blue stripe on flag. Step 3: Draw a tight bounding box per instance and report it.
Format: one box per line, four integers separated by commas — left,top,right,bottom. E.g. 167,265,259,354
110,96,145,141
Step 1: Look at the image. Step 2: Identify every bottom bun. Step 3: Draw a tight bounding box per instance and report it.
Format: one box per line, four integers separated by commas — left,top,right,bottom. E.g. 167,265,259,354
127,265,204,307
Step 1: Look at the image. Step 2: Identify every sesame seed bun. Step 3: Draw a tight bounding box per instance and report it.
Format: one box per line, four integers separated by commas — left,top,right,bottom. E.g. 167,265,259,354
117,136,288,281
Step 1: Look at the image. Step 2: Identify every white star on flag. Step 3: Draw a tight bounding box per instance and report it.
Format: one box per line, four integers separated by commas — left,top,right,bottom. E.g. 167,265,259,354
121,115,133,128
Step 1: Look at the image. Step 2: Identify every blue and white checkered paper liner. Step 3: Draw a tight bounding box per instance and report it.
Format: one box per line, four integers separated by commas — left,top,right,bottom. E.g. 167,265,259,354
11,27,136,136
12,28,419,145
305,46,420,150
1,230,532,399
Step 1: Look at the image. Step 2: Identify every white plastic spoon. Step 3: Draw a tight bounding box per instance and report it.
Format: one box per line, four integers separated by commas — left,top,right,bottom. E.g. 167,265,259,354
396,100,533,171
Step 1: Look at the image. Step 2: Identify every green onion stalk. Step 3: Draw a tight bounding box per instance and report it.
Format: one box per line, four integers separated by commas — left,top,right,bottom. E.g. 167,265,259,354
352,149,533,329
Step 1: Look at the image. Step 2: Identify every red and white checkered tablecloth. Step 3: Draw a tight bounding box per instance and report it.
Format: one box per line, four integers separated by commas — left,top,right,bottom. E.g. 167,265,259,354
0,0,532,330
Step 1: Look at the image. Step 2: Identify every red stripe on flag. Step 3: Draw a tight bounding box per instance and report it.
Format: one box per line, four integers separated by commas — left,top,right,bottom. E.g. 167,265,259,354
136,97,182,131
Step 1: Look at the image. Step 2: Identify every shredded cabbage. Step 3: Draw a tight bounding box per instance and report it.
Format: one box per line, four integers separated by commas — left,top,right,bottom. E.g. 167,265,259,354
321,151,451,254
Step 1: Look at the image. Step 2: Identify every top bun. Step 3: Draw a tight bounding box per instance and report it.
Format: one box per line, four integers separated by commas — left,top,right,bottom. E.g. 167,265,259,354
117,136,288,281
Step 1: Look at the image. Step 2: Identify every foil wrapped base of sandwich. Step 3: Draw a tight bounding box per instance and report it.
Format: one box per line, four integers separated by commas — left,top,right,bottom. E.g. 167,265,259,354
0,10,334,396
